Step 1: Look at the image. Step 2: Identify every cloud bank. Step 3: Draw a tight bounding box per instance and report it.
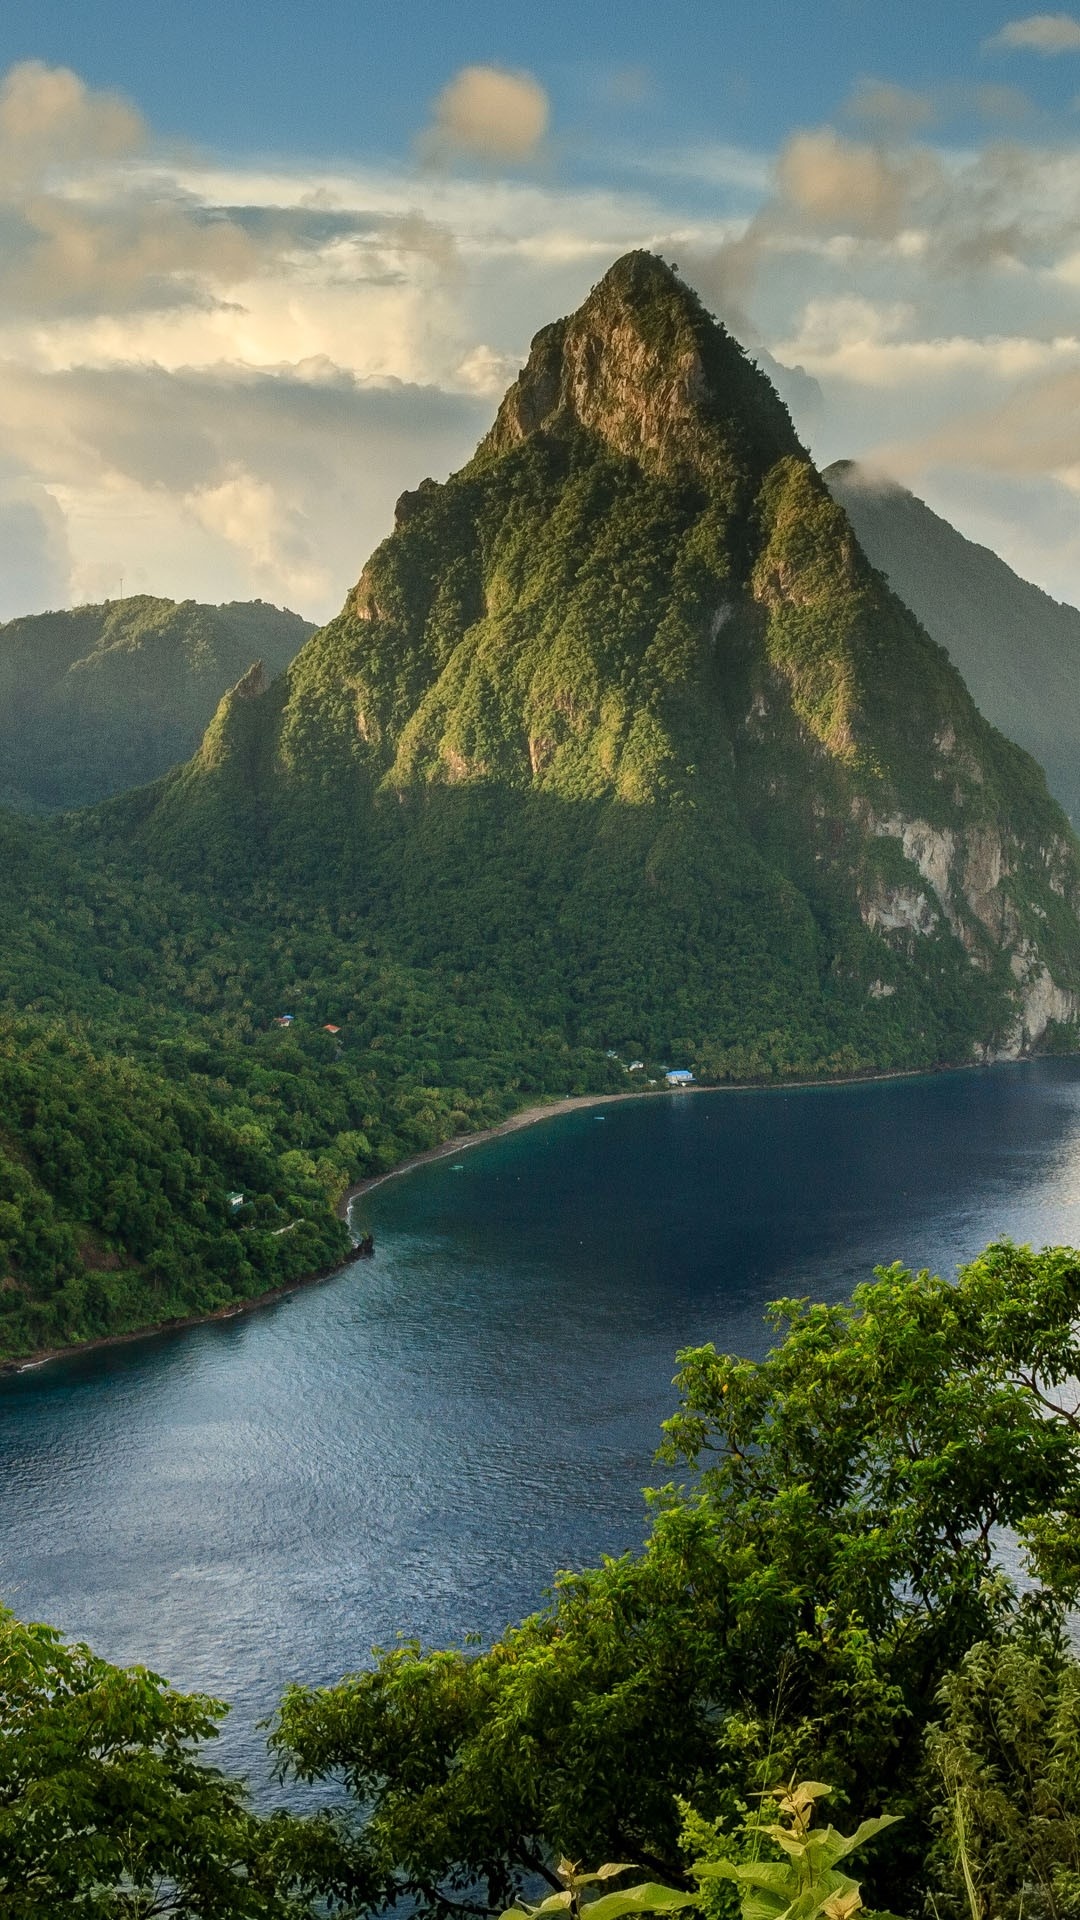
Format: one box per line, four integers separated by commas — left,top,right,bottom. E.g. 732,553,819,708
4,53,1080,620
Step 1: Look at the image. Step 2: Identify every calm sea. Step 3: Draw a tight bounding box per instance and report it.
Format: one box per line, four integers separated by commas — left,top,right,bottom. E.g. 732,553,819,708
3,1061,1080,1787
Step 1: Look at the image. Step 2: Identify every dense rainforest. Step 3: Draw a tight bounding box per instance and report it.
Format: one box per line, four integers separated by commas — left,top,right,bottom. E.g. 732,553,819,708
7,1241,1080,1920
0,595,311,811
1,251,1080,1360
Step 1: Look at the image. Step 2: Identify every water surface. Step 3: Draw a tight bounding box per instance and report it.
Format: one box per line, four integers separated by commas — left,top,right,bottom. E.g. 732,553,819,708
4,1061,1080,1786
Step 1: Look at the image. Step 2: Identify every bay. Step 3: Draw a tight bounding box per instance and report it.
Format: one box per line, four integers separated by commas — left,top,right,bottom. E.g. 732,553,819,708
3,1060,1080,1789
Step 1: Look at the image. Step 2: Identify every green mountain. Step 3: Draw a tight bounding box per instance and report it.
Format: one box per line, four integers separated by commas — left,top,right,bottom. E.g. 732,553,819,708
824,459,1080,830
1,251,1079,1362
0,595,312,810
148,251,1080,1069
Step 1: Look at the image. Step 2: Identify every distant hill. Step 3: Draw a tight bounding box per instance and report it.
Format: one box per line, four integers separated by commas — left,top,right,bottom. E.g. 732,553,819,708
0,596,313,810
824,461,1080,829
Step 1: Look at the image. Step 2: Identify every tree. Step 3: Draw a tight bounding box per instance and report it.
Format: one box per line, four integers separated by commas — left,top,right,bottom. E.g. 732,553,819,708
0,1606,319,1918
272,1242,1080,1919
925,1609,1080,1920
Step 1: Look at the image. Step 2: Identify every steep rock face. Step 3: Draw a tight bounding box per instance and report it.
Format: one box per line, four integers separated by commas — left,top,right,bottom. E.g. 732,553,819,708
857,807,1080,1047
481,251,801,490
150,254,1080,1074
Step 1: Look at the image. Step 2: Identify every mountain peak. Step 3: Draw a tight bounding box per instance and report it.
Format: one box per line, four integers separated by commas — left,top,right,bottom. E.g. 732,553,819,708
586,247,687,307
479,250,802,482
824,458,905,499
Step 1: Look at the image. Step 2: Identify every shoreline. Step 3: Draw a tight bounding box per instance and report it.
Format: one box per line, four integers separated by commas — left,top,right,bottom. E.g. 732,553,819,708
334,1063,941,1220
0,1056,1019,1377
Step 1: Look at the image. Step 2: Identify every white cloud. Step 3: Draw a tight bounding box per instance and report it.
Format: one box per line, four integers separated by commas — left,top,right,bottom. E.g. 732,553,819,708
0,60,144,188
0,473,69,619
776,127,931,235
0,355,491,617
420,65,549,165
874,363,1080,475
453,343,522,395
186,467,329,605
845,75,1033,127
985,13,1080,52
5,61,1080,621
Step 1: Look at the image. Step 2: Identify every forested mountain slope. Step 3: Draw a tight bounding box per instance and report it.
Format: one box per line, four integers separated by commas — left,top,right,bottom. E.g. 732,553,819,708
1,251,1079,1361
149,251,1080,1071
0,595,312,810
825,459,1080,829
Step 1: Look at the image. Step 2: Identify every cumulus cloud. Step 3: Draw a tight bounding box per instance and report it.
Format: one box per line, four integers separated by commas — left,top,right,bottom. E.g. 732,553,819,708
0,60,144,188
689,118,1080,352
776,128,938,236
0,474,70,619
0,62,279,320
845,81,940,132
454,343,522,395
420,65,549,165
845,76,1032,128
186,468,328,604
875,365,1080,477
6,56,1080,621
985,13,1080,52
0,192,264,319
0,355,490,615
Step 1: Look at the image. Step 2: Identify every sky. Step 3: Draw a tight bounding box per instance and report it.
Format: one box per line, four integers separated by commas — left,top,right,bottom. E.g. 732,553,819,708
2,2,1080,619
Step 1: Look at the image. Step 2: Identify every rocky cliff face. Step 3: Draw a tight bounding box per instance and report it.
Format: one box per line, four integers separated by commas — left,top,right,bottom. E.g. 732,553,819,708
153,253,1080,1074
855,807,1080,1052
482,251,801,491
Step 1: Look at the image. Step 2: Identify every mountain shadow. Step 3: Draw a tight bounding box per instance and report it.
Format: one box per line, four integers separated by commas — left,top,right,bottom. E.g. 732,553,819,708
0,595,313,810
825,459,1080,831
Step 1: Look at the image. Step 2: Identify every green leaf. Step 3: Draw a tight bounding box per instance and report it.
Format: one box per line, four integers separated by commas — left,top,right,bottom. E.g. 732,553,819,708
824,1815,901,1865
740,1893,789,1920
582,1882,699,1920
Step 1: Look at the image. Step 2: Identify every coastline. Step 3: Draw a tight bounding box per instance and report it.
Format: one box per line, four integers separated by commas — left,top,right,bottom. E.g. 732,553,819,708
333,1068,929,1220
0,1059,992,1377
335,1085,697,1218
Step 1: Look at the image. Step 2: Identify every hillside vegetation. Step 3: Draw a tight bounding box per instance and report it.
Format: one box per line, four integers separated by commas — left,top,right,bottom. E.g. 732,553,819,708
0,253,1078,1357
0,595,311,810
825,459,1080,828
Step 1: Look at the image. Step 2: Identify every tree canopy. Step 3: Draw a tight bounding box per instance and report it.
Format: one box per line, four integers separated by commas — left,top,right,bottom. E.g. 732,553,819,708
7,1243,1080,1914
269,1242,1080,1919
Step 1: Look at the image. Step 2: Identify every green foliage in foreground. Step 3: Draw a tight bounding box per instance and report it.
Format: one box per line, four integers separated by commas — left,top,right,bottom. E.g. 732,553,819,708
8,1244,1080,1915
270,1243,1080,1919
0,1607,322,1917
927,1623,1080,1920
501,1783,902,1920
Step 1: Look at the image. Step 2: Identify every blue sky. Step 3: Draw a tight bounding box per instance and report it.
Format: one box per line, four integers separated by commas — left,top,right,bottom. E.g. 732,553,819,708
4,0,1078,163
1,3,1080,619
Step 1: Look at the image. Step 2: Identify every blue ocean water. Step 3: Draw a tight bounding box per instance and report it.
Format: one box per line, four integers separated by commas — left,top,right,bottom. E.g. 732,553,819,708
3,1060,1080,1787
